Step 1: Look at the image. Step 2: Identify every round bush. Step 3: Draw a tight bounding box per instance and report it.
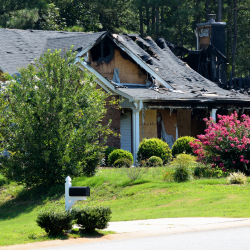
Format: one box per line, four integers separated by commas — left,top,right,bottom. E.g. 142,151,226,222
147,156,163,167
172,136,196,156
36,209,73,235
104,147,117,166
173,165,193,182
73,206,112,232
137,138,172,164
108,149,133,166
113,158,132,168
227,172,247,184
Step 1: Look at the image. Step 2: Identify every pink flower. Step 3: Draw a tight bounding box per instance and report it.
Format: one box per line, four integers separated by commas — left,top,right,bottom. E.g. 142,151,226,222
222,167,227,172
232,161,236,164
230,144,235,147
219,163,224,168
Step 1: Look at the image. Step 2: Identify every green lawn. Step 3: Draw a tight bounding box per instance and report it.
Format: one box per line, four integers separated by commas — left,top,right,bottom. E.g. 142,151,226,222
1,167,250,246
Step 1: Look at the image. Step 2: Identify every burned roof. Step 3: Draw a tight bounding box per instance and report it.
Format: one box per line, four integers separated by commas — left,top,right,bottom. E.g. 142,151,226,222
111,34,250,103
0,28,250,104
0,28,106,76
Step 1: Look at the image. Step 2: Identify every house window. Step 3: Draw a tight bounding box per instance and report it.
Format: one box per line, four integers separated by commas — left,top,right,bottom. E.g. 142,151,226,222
91,38,114,63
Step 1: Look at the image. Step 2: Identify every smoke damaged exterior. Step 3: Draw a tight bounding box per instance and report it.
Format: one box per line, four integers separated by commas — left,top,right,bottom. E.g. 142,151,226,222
196,14,226,55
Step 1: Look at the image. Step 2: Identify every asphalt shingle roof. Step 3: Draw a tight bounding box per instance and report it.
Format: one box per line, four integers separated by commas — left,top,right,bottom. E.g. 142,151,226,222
0,29,106,76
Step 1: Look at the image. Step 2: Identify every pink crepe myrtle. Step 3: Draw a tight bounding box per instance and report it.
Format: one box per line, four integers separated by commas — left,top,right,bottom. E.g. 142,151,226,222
190,111,250,173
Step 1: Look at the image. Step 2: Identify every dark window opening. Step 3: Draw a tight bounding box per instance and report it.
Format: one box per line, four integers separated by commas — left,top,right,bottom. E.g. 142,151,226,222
91,37,114,63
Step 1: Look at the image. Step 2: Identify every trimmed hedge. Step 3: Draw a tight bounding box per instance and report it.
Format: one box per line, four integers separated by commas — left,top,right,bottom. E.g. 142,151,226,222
137,138,172,164
147,156,163,167
104,147,117,166
172,136,196,156
73,206,112,232
113,158,132,168
108,149,133,166
36,208,73,235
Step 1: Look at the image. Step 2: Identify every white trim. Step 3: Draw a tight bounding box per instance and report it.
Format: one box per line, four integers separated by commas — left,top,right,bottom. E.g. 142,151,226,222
131,100,143,163
210,109,218,121
112,38,173,90
75,58,136,101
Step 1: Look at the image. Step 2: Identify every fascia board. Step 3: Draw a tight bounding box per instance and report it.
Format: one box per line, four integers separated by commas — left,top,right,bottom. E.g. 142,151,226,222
111,38,173,90
76,32,108,58
74,58,135,102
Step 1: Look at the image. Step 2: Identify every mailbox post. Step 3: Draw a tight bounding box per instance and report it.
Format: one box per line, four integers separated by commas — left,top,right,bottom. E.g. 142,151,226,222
65,176,90,211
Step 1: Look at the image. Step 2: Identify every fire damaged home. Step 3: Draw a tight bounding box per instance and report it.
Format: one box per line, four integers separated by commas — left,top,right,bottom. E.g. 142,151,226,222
1,22,250,161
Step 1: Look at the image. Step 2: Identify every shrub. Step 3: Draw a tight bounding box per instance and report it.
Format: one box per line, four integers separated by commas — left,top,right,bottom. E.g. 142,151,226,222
190,112,250,174
172,136,196,156
227,172,247,184
104,147,117,166
193,164,228,178
137,138,172,164
173,165,193,182
147,156,163,167
0,49,114,187
113,158,132,168
73,206,112,232
36,208,73,235
171,154,195,182
108,149,133,166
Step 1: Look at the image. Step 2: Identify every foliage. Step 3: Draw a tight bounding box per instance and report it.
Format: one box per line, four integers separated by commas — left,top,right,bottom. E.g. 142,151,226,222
137,138,172,164
104,147,117,166
113,158,132,168
108,149,133,166
171,153,195,182
122,166,148,181
172,136,196,156
193,164,228,179
173,165,193,182
0,8,39,29
190,112,250,174
36,208,73,235
147,156,163,167
227,171,247,185
0,49,113,187
40,3,66,30
73,206,112,232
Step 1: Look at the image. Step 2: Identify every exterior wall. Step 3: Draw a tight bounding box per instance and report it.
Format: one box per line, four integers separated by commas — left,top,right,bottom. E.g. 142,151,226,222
120,109,132,152
139,109,157,142
198,26,211,50
101,95,121,149
157,109,177,140
191,109,207,137
89,48,147,84
177,109,192,138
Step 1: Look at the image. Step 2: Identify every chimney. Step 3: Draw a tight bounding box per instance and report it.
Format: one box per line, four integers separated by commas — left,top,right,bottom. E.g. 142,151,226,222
196,14,226,55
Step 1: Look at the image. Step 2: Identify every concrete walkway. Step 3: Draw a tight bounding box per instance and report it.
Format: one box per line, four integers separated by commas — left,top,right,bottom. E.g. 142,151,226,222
2,218,250,250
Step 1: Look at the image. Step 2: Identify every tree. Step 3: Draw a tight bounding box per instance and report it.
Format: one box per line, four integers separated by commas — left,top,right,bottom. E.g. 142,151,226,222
0,48,114,187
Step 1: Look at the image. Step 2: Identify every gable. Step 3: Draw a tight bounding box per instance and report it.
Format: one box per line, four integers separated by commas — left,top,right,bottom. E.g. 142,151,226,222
87,36,148,85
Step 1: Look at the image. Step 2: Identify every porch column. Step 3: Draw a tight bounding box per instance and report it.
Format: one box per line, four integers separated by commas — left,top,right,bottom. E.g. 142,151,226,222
132,100,143,164
132,110,140,163
210,109,218,121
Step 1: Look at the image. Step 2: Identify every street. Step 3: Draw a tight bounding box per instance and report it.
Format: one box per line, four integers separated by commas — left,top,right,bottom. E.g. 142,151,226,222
37,226,250,250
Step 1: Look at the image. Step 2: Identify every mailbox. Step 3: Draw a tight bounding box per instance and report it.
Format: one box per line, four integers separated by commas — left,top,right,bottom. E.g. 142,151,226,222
69,186,90,197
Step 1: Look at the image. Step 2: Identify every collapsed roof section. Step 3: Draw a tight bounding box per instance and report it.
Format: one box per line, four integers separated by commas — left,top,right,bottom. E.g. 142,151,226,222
0,28,250,104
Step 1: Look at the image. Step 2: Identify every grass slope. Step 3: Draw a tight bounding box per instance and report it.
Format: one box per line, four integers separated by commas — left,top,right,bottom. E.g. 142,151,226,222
1,168,250,246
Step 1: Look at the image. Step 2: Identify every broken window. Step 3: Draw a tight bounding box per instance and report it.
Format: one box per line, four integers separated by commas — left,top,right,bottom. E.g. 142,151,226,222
91,37,115,63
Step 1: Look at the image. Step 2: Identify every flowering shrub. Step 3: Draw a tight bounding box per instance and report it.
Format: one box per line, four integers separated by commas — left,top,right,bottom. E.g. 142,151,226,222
190,112,250,174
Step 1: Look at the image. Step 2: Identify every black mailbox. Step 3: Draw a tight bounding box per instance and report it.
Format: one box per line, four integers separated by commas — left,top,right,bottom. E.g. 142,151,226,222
69,187,90,197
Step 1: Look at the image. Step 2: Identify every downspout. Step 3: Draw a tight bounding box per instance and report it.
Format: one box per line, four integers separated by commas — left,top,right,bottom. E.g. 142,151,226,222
132,100,143,164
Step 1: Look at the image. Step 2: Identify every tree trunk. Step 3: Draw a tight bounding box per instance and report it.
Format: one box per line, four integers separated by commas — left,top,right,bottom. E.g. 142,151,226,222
146,4,150,35
151,5,155,37
139,6,144,37
156,5,159,37
205,0,210,21
232,0,237,77
218,0,222,22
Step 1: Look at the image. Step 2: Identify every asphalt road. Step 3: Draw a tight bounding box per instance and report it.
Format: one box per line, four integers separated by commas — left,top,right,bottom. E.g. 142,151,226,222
38,226,250,250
